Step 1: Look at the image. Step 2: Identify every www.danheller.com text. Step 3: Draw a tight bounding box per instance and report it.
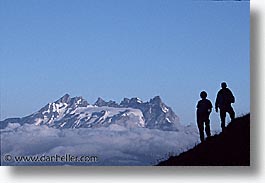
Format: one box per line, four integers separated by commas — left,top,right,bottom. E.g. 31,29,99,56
2,154,98,163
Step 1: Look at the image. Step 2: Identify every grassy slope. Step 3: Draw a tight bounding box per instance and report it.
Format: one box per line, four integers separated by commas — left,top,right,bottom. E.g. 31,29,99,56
157,114,250,166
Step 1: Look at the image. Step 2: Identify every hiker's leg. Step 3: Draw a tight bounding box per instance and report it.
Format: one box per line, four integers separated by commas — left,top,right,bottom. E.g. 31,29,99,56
197,120,204,142
228,106,235,121
220,109,226,131
205,119,211,137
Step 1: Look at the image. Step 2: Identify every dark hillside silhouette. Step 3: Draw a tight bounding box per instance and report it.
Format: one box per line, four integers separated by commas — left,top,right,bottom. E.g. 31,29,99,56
157,114,250,166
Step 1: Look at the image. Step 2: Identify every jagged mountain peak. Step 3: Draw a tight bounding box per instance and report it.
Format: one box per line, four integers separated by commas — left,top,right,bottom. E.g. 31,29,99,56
120,98,130,106
120,96,164,106
57,93,71,103
96,97,106,102
94,97,119,107
118,96,179,130
120,97,143,106
130,97,143,104
54,94,89,107
150,96,162,104
94,97,106,106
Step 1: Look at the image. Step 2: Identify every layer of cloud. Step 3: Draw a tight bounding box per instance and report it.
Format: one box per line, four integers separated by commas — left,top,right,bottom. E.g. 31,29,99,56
1,123,199,166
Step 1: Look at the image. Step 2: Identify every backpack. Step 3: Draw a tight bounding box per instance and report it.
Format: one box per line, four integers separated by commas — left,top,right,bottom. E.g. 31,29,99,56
219,88,235,105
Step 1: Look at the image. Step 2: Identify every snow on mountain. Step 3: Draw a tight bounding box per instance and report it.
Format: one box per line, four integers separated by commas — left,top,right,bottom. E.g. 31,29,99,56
0,94,180,131
119,96,180,130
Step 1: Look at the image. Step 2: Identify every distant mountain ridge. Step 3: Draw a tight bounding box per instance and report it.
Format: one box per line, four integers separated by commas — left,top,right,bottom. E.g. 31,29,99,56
1,94,180,131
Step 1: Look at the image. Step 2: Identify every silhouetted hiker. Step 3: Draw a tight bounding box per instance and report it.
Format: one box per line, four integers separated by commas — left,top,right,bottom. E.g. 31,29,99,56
215,82,235,132
196,91,213,142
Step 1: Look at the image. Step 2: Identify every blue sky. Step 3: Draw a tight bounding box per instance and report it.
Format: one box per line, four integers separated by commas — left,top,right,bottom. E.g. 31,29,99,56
0,0,249,126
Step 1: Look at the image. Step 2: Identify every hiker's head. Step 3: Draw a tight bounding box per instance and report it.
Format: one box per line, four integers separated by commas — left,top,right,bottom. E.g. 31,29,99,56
200,91,207,99
221,82,227,89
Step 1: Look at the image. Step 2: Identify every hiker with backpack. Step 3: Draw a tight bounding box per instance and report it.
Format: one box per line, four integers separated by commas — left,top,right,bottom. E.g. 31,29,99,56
215,82,235,132
196,91,213,142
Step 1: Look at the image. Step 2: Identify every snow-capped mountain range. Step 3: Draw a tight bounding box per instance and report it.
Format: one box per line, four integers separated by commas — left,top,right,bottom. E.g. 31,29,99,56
0,94,180,131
